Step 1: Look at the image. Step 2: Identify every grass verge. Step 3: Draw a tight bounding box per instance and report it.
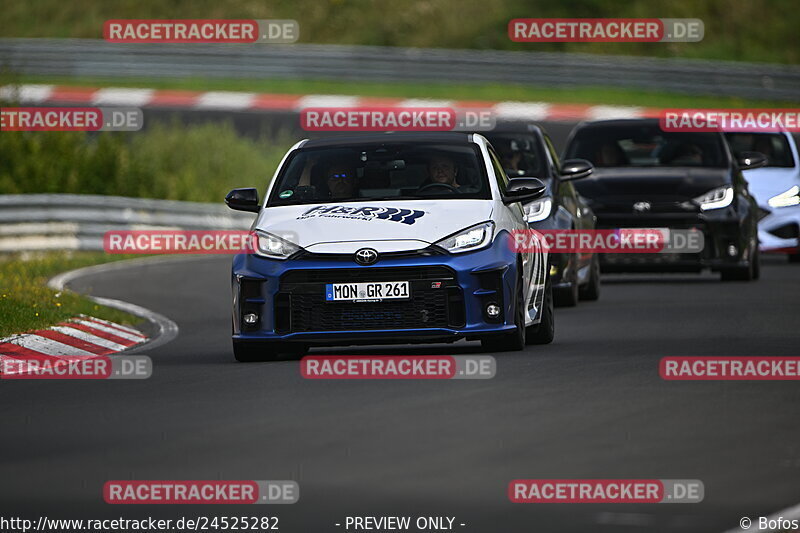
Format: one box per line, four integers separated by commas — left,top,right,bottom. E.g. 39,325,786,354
0,252,142,338
0,119,292,201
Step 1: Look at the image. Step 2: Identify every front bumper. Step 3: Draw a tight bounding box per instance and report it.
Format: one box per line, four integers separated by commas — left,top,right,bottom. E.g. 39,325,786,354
231,232,524,345
758,204,800,254
593,210,752,273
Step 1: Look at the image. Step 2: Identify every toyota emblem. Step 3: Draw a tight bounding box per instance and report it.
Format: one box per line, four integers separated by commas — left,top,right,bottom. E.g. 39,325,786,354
354,248,379,265
633,201,651,212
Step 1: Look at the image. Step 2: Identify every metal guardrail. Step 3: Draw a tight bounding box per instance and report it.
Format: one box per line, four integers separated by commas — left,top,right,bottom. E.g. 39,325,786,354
0,194,255,251
1,38,799,101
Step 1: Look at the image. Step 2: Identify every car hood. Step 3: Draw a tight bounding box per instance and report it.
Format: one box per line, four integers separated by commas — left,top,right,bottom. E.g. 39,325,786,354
253,200,494,253
743,167,800,206
573,167,731,202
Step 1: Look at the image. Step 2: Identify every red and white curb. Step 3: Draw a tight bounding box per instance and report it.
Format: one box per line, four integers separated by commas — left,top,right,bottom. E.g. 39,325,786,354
0,84,660,122
0,315,148,370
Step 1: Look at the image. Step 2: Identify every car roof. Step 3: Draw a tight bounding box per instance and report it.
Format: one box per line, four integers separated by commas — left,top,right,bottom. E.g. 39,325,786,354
300,132,475,148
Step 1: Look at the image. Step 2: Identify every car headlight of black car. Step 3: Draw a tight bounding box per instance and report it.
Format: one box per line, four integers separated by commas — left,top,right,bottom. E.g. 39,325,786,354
693,186,734,211
523,196,553,223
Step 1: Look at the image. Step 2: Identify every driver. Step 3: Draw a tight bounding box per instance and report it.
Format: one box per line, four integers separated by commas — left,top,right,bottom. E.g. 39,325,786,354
423,155,461,189
326,164,358,199
497,140,524,174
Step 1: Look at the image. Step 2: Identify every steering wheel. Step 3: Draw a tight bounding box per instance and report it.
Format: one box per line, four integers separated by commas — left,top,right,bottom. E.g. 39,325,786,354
416,182,459,195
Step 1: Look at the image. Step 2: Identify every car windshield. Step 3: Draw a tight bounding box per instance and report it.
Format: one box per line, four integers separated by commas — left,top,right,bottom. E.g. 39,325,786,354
266,143,490,206
566,125,727,168
484,133,546,177
725,133,795,168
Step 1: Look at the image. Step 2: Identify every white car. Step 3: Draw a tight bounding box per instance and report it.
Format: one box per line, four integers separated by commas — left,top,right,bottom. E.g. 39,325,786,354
726,132,800,262
225,132,552,361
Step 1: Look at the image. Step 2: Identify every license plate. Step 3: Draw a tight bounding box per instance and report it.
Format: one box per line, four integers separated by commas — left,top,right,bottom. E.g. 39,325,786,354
325,281,410,302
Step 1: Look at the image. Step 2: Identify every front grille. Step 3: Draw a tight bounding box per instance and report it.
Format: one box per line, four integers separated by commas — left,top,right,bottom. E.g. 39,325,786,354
277,266,462,333
603,253,685,264
282,266,454,284
288,291,450,332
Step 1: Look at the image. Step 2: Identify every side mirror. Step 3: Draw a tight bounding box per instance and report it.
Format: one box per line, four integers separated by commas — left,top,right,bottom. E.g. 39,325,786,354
225,188,260,213
502,177,546,205
738,151,767,170
560,158,593,181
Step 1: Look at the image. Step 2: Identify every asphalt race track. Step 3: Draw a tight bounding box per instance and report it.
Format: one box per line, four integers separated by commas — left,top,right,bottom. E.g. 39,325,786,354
1,252,799,532
2,111,799,532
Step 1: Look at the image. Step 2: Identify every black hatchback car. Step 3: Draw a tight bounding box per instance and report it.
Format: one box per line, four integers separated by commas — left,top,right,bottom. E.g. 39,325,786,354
484,123,600,306
563,119,765,281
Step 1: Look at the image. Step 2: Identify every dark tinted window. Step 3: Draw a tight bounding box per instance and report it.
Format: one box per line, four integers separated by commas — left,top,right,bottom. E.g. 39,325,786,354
484,133,546,177
267,143,490,206
725,133,795,168
566,125,727,168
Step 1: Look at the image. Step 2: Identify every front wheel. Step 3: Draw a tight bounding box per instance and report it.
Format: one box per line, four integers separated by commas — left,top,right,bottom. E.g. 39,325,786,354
579,254,601,301
553,254,579,307
720,242,758,282
233,340,308,362
526,274,554,345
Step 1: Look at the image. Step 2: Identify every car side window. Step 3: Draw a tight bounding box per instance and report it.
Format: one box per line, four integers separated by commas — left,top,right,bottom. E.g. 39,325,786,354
487,147,509,195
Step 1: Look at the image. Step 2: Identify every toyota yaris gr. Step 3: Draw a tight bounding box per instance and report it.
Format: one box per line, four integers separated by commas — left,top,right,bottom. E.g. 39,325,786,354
564,119,765,281
484,123,600,307
226,132,552,361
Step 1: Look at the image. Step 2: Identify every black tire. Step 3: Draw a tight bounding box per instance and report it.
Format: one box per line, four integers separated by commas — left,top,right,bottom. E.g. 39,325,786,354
526,274,554,345
579,254,601,301
753,246,760,280
553,254,579,307
233,340,308,362
481,269,525,352
789,253,800,264
720,243,757,282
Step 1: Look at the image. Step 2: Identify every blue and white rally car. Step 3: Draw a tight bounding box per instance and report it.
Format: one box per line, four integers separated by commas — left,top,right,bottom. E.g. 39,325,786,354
226,132,552,361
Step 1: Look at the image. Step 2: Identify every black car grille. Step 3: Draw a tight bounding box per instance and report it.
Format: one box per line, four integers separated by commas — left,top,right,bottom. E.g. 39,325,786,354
277,266,463,333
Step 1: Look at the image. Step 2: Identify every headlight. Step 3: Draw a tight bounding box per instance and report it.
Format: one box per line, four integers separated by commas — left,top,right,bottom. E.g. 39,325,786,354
253,231,301,259
768,185,800,208
434,221,494,254
695,186,734,211
523,197,553,223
